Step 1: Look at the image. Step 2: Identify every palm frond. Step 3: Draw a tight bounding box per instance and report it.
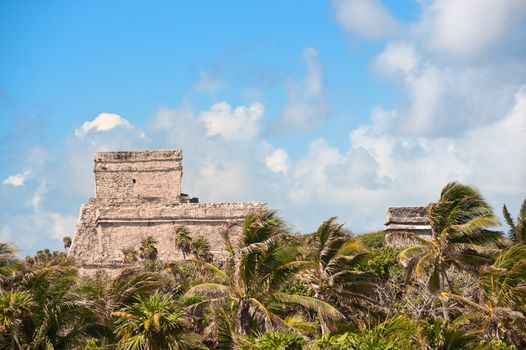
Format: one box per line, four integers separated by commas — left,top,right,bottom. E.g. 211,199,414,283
440,292,486,313
503,204,515,232
187,259,230,284
272,292,344,321
415,252,434,278
283,314,317,335
427,267,440,293
186,283,233,299
247,297,275,330
110,269,161,308
398,244,429,265
204,306,235,350
515,199,526,243
450,249,493,271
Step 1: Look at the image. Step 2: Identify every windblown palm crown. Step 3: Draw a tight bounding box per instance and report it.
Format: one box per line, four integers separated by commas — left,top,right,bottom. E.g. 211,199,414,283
185,211,343,341
387,182,503,293
304,217,376,321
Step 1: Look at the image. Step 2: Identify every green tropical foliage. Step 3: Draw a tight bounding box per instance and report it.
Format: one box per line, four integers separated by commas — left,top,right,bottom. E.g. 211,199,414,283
355,231,386,248
311,317,415,350
441,244,526,346
185,211,343,339
172,226,193,260
0,182,523,349
122,247,139,264
240,331,305,350
356,246,401,280
113,292,204,350
63,236,72,252
139,237,158,261
191,235,213,262
302,217,376,331
0,289,33,349
386,182,503,295
503,198,526,244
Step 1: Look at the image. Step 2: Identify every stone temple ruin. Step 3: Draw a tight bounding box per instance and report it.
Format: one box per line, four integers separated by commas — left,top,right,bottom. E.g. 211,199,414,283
68,149,266,275
384,206,431,246
384,206,431,235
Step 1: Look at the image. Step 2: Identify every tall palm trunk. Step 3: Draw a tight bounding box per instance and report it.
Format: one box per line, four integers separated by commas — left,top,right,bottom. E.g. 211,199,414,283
10,331,15,350
236,300,251,336
439,270,450,321
319,313,331,335
313,286,331,334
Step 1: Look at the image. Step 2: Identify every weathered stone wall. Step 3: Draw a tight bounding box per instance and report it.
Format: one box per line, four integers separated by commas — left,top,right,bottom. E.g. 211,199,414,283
94,150,183,203
69,148,267,276
70,201,266,275
385,206,428,226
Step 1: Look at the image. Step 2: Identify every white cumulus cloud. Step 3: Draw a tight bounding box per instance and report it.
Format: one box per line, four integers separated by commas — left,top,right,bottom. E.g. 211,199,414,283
372,42,524,136
332,0,400,40
281,48,329,129
49,212,77,240
200,101,264,142
373,42,420,75
265,149,290,174
279,87,526,232
417,0,526,60
3,170,30,187
75,112,132,138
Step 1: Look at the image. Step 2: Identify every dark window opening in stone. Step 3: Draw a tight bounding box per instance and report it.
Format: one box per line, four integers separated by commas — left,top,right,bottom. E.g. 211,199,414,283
132,179,136,184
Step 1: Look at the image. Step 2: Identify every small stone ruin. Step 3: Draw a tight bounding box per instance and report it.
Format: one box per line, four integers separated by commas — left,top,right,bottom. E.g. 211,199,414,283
384,206,431,246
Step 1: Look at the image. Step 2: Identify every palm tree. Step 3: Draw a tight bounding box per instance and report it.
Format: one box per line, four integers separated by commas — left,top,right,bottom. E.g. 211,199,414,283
191,235,213,262
312,316,417,350
139,236,158,261
173,226,193,260
303,217,376,332
441,244,526,347
420,319,480,350
386,182,503,297
113,291,204,350
0,243,17,262
62,236,72,253
503,198,526,244
11,259,94,348
240,330,305,350
122,247,139,264
72,268,165,347
0,290,33,349
0,243,19,282
185,211,343,340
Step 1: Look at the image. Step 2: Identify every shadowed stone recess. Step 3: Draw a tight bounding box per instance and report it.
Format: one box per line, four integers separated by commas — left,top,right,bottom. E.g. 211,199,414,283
69,149,266,275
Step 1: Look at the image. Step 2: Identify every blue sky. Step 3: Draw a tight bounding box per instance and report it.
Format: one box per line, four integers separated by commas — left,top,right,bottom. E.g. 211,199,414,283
1,0,526,256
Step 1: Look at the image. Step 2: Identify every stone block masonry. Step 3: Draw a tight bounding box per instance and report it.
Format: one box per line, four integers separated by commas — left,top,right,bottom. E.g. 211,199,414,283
69,149,266,275
94,149,183,203
384,206,431,235
384,206,431,246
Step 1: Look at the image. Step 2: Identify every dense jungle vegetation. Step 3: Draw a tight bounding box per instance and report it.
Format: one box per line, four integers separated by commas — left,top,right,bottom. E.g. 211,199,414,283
0,182,525,349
